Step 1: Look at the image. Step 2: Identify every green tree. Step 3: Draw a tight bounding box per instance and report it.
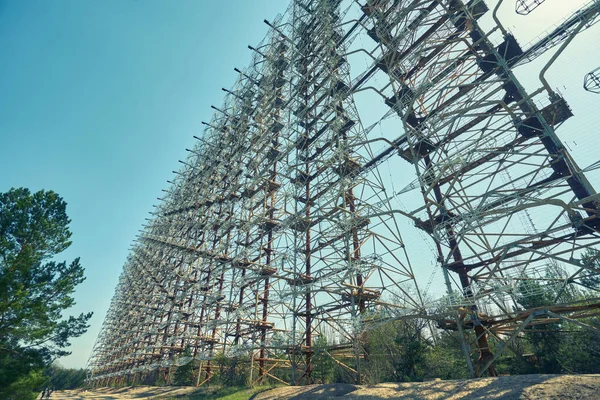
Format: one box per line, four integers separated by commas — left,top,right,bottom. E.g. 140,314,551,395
558,317,600,374
390,320,429,382
0,188,92,399
363,319,430,383
424,331,470,380
172,348,194,386
312,334,334,384
580,248,600,290
48,362,88,390
515,278,561,373
508,260,600,375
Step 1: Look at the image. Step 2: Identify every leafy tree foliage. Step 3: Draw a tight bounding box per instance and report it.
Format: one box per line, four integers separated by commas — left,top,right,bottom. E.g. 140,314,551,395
558,318,600,373
423,331,470,380
580,248,600,290
352,263,600,384
509,261,600,375
172,348,195,386
0,188,92,399
362,319,431,383
312,334,334,384
513,279,562,373
48,362,88,390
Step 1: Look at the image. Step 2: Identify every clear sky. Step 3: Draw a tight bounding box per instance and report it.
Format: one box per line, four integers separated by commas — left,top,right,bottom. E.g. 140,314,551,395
0,0,598,370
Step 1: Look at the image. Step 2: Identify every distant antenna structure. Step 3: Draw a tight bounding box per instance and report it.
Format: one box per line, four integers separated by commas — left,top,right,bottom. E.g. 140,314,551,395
516,0,546,15
584,67,600,93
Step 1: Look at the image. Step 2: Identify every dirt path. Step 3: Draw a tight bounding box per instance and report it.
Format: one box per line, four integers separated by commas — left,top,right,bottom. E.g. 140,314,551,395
40,385,200,399
47,374,600,399
255,374,600,400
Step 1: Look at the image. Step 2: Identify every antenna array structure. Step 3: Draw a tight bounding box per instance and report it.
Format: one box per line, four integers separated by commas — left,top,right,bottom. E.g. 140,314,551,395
87,0,600,385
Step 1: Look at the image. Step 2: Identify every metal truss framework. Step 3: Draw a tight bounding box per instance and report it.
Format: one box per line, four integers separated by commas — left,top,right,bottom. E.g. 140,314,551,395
88,0,600,386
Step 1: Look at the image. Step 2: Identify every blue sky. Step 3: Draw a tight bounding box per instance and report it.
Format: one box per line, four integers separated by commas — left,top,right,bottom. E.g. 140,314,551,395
0,0,287,368
0,0,598,370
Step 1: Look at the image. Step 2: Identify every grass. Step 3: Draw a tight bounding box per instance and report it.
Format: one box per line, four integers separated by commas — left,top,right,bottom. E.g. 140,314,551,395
162,384,282,400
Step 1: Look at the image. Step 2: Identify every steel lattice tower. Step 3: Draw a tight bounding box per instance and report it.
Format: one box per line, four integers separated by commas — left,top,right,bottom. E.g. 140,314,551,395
87,0,600,386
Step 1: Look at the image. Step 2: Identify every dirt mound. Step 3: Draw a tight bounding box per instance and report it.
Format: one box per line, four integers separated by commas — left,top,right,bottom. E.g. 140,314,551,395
254,374,600,400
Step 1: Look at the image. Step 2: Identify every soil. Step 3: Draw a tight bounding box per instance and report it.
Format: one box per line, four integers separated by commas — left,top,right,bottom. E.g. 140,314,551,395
48,374,600,399
41,385,200,399
255,375,600,400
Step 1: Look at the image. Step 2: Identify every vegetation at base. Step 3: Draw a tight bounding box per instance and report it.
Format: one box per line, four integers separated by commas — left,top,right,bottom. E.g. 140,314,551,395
173,348,195,386
161,252,600,387
95,251,600,391
48,362,88,390
178,385,281,400
0,188,92,399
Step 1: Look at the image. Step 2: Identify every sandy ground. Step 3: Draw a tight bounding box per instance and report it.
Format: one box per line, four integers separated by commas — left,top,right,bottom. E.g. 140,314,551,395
47,374,600,399
40,386,200,399
256,375,600,400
